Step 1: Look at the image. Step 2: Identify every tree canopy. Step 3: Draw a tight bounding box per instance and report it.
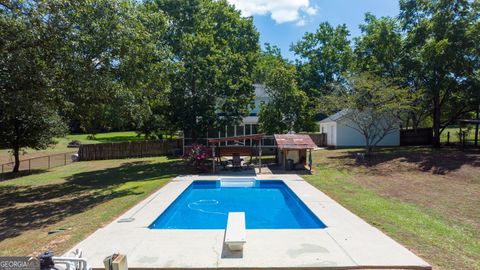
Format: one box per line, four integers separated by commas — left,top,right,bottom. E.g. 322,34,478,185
256,45,315,134
2,0,480,173
293,1,479,148
154,0,259,139
1,0,69,171
399,0,479,146
292,22,353,99
1,0,261,171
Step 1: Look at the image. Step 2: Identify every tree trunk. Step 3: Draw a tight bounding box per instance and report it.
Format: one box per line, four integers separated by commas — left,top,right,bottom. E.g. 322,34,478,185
12,120,21,173
12,144,20,173
432,88,441,148
364,135,373,157
475,106,479,146
411,112,420,132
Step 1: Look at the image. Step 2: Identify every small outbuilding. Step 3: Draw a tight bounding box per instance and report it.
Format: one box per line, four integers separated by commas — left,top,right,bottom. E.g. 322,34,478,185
318,109,400,147
274,134,316,171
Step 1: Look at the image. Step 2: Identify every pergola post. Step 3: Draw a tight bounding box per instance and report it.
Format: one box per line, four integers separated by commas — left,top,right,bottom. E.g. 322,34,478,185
259,139,262,174
212,145,216,174
308,149,312,172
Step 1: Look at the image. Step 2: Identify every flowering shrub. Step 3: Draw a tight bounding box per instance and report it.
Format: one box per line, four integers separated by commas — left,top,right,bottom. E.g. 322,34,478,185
183,144,211,170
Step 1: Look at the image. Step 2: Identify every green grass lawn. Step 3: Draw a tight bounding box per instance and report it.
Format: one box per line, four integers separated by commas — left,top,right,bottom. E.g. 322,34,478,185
0,131,144,164
1,147,479,270
441,127,478,143
304,148,480,270
0,156,187,256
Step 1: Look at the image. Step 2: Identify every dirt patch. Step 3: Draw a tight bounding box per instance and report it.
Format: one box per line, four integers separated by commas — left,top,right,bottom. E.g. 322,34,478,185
326,147,480,232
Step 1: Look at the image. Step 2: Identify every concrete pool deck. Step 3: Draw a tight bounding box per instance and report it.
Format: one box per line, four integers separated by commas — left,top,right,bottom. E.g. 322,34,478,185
68,174,431,269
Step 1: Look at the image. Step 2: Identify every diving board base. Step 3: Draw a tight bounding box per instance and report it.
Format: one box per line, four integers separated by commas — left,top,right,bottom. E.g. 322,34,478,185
224,212,246,251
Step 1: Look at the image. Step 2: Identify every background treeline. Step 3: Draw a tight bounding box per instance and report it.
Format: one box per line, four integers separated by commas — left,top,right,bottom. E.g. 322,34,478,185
258,0,479,149
1,0,259,171
1,0,479,172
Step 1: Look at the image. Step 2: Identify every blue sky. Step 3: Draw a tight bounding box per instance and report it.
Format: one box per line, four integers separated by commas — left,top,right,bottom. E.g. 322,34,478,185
228,0,400,60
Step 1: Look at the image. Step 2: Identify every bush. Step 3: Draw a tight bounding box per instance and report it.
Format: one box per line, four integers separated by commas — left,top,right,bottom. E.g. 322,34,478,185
183,144,211,171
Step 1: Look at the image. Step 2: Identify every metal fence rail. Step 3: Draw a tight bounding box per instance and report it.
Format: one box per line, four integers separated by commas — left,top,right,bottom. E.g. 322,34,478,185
0,151,78,180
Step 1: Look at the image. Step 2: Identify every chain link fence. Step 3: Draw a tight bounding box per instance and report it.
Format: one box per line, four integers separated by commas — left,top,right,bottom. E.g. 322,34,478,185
0,151,78,180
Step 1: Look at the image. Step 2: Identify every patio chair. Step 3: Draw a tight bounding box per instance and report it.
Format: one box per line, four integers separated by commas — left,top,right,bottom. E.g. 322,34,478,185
232,153,242,170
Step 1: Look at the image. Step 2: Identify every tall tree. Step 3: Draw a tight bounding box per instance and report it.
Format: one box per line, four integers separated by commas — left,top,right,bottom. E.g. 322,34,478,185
468,0,480,143
354,13,402,77
400,0,479,147
354,13,429,130
1,0,173,172
153,0,259,140
0,0,68,172
292,22,353,99
256,45,315,134
60,0,171,137
117,1,173,139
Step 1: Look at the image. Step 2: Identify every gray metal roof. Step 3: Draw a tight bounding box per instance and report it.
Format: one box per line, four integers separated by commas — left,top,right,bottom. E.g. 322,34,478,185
318,109,349,123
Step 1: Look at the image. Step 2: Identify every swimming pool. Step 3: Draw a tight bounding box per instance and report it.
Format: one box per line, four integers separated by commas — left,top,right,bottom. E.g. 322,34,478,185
149,179,326,229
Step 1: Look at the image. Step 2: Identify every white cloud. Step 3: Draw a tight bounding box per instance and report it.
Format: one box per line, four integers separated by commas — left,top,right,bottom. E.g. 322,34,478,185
228,0,318,25
303,5,318,16
296,19,306,27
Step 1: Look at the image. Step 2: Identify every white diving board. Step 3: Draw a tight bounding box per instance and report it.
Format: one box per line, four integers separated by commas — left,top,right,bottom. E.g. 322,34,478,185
225,212,246,251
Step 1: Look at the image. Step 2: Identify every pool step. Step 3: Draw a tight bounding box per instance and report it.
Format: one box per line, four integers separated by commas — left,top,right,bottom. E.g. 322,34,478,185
220,178,255,187
225,212,246,251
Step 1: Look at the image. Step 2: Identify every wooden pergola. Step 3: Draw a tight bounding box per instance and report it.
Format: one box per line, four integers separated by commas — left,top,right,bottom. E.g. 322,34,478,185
207,134,266,173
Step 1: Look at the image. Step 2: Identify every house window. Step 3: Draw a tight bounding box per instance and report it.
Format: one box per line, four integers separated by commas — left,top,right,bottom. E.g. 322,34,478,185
252,124,258,135
236,125,244,136
236,125,245,146
245,124,251,135
227,125,235,145
208,127,218,138
219,127,226,146
245,124,252,146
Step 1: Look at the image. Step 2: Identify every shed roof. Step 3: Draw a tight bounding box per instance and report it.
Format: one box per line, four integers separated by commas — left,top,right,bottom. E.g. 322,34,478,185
274,134,316,150
318,109,349,123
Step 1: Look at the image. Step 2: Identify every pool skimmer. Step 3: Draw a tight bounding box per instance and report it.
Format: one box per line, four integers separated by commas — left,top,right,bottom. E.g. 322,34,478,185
117,217,135,223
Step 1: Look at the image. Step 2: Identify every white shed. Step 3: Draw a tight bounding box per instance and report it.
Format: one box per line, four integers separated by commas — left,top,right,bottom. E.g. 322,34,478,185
318,110,400,147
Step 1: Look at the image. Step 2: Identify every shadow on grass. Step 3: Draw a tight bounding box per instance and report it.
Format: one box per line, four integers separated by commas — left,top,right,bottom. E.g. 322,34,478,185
267,164,313,175
0,159,189,241
326,146,480,175
1,169,48,181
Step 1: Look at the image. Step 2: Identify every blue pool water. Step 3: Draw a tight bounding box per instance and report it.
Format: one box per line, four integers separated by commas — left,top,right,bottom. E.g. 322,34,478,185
149,180,326,229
